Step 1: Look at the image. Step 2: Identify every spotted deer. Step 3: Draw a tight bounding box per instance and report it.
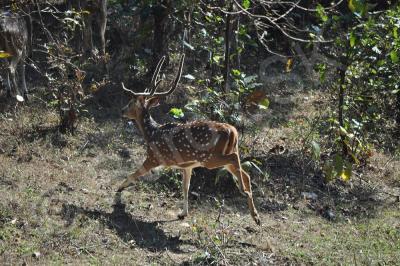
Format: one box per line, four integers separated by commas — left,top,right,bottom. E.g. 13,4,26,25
118,55,260,225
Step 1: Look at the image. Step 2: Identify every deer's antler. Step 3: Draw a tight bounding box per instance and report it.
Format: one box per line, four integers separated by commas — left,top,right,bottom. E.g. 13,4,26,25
121,54,185,97
152,54,185,96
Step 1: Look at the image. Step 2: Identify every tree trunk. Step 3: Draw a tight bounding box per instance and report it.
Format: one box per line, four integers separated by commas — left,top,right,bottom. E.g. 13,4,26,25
153,0,171,68
231,4,240,69
183,8,194,72
223,3,233,93
338,64,348,157
396,92,400,131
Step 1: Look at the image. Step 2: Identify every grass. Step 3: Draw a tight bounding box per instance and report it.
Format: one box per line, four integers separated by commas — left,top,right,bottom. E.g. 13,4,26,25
276,209,400,265
0,89,399,265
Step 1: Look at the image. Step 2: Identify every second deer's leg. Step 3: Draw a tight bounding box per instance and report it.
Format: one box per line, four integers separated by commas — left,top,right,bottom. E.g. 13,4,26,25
117,159,157,192
6,70,12,97
7,57,19,97
18,62,28,99
178,168,192,219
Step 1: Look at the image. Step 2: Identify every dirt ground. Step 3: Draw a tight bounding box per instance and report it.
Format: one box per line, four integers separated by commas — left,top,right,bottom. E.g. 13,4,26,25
0,86,399,265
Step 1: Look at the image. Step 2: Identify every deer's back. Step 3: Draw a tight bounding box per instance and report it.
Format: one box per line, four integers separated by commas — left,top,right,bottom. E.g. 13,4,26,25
147,120,238,166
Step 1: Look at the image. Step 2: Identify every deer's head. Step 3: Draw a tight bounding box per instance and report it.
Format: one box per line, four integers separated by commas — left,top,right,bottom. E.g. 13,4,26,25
121,55,185,121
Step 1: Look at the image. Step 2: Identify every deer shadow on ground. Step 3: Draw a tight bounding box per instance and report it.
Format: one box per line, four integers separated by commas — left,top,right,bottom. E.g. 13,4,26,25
61,193,185,252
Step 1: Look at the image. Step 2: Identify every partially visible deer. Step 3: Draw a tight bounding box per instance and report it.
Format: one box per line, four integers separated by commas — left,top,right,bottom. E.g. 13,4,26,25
0,10,31,100
41,0,107,57
118,55,260,225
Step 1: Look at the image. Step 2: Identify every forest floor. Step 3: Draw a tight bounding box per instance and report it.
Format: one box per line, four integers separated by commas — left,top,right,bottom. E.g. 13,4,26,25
0,84,399,265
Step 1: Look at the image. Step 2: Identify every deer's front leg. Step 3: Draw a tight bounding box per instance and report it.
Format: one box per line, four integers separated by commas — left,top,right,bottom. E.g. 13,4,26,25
178,168,192,219
117,159,157,192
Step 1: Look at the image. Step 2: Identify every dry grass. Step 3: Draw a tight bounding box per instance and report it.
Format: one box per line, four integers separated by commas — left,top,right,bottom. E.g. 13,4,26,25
0,88,399,265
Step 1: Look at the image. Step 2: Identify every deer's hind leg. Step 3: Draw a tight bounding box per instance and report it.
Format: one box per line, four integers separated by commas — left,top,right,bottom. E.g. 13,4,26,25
225,155,260,225
204,153,260,225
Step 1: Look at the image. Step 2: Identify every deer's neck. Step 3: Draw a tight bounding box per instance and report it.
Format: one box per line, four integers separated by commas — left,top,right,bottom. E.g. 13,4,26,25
137,110,160,141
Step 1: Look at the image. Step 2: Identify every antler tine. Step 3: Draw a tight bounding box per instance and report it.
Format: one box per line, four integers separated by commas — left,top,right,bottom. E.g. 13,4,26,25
122,82,150,96
121,82,134,94
153,54,185,96
149,56,166,96
149,78,163,96
121,56,166,97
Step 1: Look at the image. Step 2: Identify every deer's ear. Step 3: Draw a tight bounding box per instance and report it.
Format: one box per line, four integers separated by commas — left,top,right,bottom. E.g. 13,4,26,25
145,97,160,108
